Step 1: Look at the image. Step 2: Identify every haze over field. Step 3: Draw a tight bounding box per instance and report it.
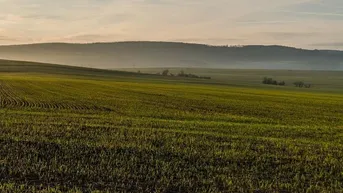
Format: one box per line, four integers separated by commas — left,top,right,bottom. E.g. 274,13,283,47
0,42,343,70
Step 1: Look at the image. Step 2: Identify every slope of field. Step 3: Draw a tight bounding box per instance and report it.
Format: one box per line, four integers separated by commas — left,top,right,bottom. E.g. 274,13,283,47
0,61,343,192
119,67,343,93
0,59,138,77
1,41,343,70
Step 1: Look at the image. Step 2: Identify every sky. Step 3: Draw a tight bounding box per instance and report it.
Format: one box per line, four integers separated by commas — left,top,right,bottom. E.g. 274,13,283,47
0,0,343,49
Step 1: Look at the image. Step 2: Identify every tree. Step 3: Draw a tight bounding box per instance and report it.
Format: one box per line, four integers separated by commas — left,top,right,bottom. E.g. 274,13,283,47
178,70,185,77
162,69,169,76
263,77,275,85
176,70,211,79
278,81,286,86
294,81,304,87
263,77,285,86
263,77,273,84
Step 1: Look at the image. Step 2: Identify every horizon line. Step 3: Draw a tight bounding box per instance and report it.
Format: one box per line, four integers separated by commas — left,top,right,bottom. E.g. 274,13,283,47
0,40,341,51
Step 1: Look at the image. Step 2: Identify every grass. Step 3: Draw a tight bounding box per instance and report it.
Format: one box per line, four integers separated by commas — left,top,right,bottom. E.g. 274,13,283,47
0,60,343,192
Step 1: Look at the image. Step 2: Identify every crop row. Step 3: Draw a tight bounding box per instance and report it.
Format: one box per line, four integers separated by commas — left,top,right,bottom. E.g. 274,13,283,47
0,74,343,192
0,80,109,111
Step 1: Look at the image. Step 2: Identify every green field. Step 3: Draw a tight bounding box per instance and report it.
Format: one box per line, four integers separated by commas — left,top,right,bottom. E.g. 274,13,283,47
1,60,343,192
118,67,343,93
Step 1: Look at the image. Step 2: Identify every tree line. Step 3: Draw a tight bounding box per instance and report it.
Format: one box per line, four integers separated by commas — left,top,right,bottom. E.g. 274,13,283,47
263,77,312,88
293,81,311,88
262,77,285,86
160,69,211,80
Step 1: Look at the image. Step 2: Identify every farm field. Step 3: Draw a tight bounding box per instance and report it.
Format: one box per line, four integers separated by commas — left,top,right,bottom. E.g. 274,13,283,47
1,60,343,192
118,67,343,93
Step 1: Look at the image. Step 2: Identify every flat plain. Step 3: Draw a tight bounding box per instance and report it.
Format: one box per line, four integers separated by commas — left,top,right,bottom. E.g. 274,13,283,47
1,60,343,192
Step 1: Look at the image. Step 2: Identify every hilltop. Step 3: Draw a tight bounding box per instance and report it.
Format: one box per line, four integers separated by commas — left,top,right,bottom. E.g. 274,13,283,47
0,41,343,70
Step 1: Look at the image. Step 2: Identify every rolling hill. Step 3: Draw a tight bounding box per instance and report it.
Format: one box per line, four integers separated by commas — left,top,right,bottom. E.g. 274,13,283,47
1,59,343,93
0,41,343,70
0,59,139,78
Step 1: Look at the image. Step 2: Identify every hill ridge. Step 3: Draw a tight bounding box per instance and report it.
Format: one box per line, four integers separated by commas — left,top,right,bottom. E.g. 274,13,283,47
0,41,342,70
0,41,327,51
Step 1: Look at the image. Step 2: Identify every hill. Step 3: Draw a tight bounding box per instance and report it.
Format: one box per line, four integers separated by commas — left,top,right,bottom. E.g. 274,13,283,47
1,59,343,93
0,42,343,70
0,59,139,78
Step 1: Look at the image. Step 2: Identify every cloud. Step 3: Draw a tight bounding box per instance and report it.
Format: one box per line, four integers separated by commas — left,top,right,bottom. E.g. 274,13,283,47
237,20,299,25
0,0,342,49
172,38,246,45
278,10,343,20
0,14,23,25
260,32,319,39
20,14,64,20
57,33,125,43
0,35,19,41
311,42,343,47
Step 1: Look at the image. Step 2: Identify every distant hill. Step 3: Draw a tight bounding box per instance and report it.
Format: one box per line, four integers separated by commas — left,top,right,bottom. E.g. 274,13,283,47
0,59,138,78
0,41,343,70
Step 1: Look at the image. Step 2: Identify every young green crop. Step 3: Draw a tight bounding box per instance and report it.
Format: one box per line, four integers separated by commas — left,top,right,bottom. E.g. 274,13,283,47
0,71,342,192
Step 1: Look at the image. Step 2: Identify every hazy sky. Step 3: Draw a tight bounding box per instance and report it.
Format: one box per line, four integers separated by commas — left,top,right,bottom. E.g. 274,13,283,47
0,0,343,49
